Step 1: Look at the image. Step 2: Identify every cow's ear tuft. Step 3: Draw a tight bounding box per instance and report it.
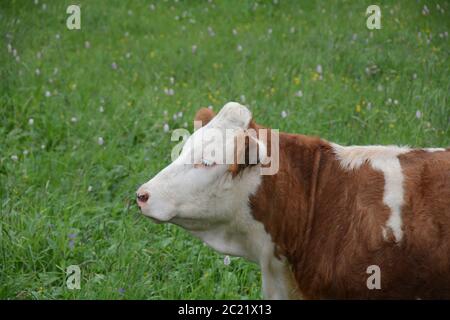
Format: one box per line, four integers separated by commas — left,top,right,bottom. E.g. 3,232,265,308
194,107,215,128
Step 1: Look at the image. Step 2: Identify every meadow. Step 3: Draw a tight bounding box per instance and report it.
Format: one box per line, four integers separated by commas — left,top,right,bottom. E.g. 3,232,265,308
0,0,449,299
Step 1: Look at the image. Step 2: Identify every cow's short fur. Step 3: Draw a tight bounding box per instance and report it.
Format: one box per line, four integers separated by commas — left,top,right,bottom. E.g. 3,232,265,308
138,103,450,299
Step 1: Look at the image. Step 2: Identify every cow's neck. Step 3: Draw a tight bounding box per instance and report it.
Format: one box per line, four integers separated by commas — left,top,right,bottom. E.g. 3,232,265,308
187,163,302,299
249,132,327,298
189,212,300,299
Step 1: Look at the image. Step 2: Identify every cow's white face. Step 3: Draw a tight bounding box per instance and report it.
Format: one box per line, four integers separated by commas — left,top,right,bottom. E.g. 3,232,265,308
136,102,261,231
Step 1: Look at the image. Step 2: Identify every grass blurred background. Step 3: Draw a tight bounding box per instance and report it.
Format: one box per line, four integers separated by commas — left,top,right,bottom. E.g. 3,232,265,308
0,0,449,299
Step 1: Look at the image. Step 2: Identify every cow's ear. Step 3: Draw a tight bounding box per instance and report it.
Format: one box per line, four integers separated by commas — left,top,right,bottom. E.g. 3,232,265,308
228,123,267,177
194,107,215,128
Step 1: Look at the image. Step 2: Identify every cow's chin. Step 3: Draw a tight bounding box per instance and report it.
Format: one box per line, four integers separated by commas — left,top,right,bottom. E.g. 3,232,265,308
141,207,176,224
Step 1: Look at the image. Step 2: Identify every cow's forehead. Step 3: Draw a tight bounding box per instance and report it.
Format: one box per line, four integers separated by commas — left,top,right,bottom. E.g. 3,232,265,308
207,102,252,130
185,102,252,149
181,125,234,157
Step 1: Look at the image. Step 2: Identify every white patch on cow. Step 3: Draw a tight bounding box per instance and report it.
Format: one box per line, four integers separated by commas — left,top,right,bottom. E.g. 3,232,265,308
259,241,301,299
332,144,410,243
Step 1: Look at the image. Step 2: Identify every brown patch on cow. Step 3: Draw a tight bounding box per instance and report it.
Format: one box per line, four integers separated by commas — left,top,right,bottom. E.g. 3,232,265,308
248,124,450,299
397,149,450,298
194,107,215,127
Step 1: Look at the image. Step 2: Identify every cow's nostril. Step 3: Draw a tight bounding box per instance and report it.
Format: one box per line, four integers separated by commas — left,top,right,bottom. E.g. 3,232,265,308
137,192,150,203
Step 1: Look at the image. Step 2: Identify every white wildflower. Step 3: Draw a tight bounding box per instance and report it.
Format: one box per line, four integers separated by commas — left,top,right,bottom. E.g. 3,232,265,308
164,88,174,96
316,64,323,74
207,26,215,37
163,123,170,133
416,110,422,119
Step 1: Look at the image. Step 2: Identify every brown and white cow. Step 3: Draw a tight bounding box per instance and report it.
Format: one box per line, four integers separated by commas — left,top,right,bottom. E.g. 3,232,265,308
137,102,450,299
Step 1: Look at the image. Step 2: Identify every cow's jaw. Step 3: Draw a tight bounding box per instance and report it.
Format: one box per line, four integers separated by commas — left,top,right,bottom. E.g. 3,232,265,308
185,165,264,260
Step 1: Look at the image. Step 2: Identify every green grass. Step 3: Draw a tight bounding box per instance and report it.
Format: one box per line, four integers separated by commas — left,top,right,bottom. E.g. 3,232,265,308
0,0,449,299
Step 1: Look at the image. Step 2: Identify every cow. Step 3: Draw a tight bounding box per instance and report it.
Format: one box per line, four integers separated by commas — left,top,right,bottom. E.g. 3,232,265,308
136,102,450,299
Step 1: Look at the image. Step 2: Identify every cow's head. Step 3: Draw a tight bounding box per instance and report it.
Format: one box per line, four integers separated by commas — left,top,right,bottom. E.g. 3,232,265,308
136,102,267,231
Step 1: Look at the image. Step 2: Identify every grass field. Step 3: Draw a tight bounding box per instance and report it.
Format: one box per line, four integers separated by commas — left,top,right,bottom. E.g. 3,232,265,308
1,0,449,299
